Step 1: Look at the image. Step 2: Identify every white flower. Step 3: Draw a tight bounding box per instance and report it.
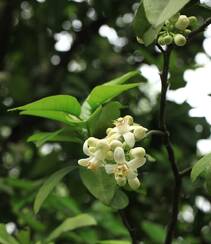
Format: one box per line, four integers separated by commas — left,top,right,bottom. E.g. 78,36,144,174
105,146,146,190
78,138,109,170
107,116,135,148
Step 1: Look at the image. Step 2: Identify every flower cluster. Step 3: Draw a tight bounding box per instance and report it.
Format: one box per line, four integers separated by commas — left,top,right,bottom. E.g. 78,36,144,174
157,14,198,47
78,115,148,190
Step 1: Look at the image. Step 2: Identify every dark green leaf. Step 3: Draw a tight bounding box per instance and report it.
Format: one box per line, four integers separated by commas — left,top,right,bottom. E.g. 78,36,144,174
46,214,97,242
0,224,19,244
34,166,76,214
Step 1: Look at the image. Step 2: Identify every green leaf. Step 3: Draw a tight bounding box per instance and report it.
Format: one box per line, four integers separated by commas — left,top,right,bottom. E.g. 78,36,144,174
16,230,30,244
110,190,129,210
34,166,76,214
80,167,117,205
46,214,97,242
27,129,82,146
0,224,19,244
205,164,211,195
133,2,162,46
20,110,84,127
191,153,211,182
97,241,130,244
9,95,81,116
86,83,139,110
105,71,140,85
87,102,121,136
142,221,165,243
143,0,190,27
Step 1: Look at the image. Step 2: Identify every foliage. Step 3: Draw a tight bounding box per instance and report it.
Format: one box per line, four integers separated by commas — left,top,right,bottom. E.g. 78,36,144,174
0,0,211,243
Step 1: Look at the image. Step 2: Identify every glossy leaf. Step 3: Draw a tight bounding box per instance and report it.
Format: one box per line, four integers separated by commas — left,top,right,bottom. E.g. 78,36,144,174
191,153,211,182
27,129,82,146
86,83,139,110
0,224,19,244
20,110,84,127
46,214,97,242
9,95,81,116
80,167,117,205
34,166,76,214
143,0,190,27
105,70,140,85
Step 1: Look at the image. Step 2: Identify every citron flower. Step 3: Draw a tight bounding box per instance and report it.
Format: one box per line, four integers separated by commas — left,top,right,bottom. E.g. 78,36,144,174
105,147,146,190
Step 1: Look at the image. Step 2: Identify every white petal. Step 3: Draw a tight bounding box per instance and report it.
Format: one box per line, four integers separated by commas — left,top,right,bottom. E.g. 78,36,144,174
114,147,125,164
123,132,135,148
83,140,91,156
78,158,90,167
127,158,146,170
128,177,140,190
130,147,146,158
127,169,138,179
115,176,127,186
105,164,116,174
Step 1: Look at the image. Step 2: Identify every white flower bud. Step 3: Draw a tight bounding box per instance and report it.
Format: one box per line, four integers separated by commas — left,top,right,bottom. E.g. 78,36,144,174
130,147,146,158
87,137,99,147
175,15,190,30
124,115,133,125
106,150,114,160
97,140,109,151
128,177,140,190
134,126,148,140
114,147,125,163
106,128,112,135
110,140,123,150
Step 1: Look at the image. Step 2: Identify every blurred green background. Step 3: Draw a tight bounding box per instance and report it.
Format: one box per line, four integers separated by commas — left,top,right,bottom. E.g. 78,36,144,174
0,0,211,243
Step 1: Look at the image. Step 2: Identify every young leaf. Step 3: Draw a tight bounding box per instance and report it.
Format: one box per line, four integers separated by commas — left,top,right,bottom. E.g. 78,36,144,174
86,83,139,110
87,102,121,136
46,214,97,242
27,129,82,146
20,110,84,127
0,224,19,244
143,0,190,27
34,166,76,214
9,95,81,116
80,167,117,205
105,70,140,86
191,153,211,182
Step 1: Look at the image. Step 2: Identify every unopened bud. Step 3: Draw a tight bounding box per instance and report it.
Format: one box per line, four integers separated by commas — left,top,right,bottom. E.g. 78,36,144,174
174,34,187,46
188,16,197,27
158,35,165,46
163,35,173,45
134,126,148,140
130,147,146,158
175,15,190,30
110,140,123,150
87,137,99,147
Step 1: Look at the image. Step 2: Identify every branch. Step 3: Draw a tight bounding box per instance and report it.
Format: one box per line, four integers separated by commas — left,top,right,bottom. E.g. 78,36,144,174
188,17,211,41
179,167,192,177
119,209,139,244
158,46,182,244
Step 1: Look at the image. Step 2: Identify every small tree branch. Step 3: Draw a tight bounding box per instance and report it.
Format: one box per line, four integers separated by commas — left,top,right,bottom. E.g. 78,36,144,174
119,209,139,244
158,46,182,244
179,167,192,177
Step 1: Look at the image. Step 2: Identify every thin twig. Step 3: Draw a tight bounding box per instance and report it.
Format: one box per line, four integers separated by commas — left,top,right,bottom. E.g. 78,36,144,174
119,209,139,244
179,167,192,177
158,46,181,244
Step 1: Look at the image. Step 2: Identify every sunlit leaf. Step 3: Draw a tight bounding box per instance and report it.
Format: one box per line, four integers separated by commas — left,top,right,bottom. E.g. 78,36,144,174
9,95,81,116
191,153,211,182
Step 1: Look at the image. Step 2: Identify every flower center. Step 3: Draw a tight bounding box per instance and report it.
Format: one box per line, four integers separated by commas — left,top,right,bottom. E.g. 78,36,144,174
115,163,129,178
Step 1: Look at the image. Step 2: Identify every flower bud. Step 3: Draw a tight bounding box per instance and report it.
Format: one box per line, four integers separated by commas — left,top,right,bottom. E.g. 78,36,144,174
136,36,144,44
87,137,99,147
174,34,187,46
106,150,114,160
134,126,148,140
188,16,197,27
106,128,112,135
124,115,133,125
175,15,190,30
169,13,180,23
130,147,146,158
128,178,140,190
110,140,123,150
158,35,165,46
114,147,125,163
97,140,109,151
163,35,173,45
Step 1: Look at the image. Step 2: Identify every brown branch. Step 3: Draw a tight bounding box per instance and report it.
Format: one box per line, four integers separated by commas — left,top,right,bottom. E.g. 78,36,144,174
158,46,182,244
119,209,139,244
